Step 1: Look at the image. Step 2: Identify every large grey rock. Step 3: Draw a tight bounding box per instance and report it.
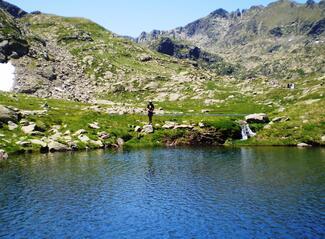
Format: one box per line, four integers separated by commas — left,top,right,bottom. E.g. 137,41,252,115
78,135,90,143
0,105,19,123
142,125,154,134
48,141,69,152
21,123,36,134
245,113,270,123
297,143,312,147
134,126,142,132
39,66,57,81
30,139,47,148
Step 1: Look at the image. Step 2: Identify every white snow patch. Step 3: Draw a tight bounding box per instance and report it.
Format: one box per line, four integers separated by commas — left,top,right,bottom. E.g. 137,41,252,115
0,62,15,92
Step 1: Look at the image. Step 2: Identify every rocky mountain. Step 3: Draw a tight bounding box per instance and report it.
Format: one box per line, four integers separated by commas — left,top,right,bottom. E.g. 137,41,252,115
0,6,220,103
137,0,325,79
0,0,324,150
0,0,27,18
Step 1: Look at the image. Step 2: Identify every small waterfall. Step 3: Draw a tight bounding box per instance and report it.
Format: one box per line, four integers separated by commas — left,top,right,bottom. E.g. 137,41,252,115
241,123,256,140
0,62,15,92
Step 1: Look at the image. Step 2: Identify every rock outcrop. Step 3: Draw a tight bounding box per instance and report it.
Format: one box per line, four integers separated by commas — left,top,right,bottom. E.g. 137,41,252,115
0,105,19,123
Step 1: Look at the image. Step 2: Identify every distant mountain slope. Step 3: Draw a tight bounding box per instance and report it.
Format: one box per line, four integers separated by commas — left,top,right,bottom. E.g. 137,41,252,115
137,0,325,79
1,10,218,102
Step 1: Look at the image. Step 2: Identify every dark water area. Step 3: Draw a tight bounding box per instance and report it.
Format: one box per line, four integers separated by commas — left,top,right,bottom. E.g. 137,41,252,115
0,147,324,239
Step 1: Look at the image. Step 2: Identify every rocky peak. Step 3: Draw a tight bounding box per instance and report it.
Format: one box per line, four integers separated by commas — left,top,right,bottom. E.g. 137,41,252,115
306,0,316,7
0,0,27,18
209,8,229,18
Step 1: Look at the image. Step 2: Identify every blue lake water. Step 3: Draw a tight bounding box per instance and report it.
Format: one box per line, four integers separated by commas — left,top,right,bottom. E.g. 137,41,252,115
0,147,324,238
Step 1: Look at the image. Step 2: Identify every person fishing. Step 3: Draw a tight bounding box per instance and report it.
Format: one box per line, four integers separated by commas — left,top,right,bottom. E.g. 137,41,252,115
147,100,155,125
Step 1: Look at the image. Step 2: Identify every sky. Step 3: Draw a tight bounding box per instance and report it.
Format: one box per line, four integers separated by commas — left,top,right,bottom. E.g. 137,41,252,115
8,0,310,37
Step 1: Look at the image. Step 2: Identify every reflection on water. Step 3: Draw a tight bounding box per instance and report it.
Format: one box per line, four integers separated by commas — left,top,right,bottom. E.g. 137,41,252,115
0,147,324,239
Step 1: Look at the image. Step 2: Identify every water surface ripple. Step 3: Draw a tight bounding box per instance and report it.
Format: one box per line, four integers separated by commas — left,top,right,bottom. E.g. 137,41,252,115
0,147,324,238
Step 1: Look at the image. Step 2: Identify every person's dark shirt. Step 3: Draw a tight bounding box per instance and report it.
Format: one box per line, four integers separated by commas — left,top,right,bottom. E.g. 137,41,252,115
147,103,155,113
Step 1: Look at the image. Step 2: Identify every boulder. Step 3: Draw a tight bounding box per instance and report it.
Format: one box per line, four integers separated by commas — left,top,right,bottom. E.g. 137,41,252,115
139,54,152,62
78,135,90,143
7,121,18,130
0,105,19,123
39,66,57,81
16,141,31,147
48,141,69,152
117,138,124,147
142,125,154,134
162,121,176,129
88,122,100,129
174,124,194,130
30,139,47,148
272,116,289,123
245,113,269,123
322,135,325,142
73,129,87,136
0,149,8,160
90,140,104,148
98,131,110,140
134,126,142,132
297,143,312,147
21,123,36,134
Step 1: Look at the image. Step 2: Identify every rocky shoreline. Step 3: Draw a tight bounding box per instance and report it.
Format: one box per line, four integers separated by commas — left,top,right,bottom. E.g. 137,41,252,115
1,102,323,161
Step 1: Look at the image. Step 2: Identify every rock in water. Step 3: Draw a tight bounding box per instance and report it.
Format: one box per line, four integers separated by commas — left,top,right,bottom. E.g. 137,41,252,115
48,141,69,152
0,149,8,160
117,138,124,147
297,143,312,147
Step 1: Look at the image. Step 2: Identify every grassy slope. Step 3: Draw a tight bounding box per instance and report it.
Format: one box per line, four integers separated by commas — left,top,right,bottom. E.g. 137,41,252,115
0,92,243,154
